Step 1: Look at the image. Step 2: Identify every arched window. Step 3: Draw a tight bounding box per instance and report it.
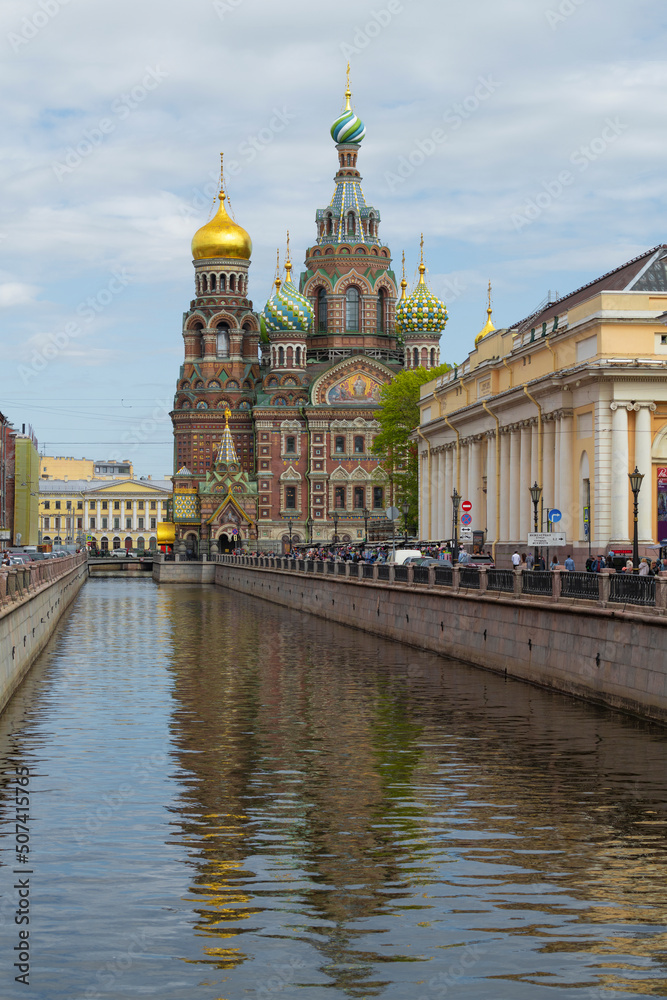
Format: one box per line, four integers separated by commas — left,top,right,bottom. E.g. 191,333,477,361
346,287,360,331
334,486,346,508
295,346,301,366
354,486,365,509
278,346,285,366
430,348,436,367
210,273,216,291
413,347,419,368
376,288,386,333
216,323,230,358
326,215,333,235
230,274,236,292
317,288,328,332
202,274,208,292
347,212,355,236
369,213,375,237
220,273,226,292
287,346,293,368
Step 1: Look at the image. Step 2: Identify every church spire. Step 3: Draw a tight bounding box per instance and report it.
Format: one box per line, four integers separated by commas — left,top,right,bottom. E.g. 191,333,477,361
216,408,239,465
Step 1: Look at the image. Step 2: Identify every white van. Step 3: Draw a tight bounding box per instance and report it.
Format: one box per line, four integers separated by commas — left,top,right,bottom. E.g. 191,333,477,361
387,549,422,566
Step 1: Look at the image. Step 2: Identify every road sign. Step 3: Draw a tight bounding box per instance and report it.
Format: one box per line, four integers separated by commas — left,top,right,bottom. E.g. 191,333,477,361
460,513,472,526
528,532,566,546
459,528,473,542
386,506,400,521
461,500,472,512
548,508,562,523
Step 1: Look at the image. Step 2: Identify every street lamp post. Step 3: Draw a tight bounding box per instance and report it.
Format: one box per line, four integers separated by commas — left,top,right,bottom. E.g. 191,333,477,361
307,516,313,544
332,510,339,545
629,466,644,569
451,487,460,562
401,500,410,545
363,506,370,545
529,481,542,570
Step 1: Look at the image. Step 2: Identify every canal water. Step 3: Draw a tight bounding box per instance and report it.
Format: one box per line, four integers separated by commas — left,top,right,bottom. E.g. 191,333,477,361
0,580,666,1000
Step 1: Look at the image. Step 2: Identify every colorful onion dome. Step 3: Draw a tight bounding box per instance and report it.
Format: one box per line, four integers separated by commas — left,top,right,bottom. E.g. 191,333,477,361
262,258,314,334
191,156,252,261
396,261,448,335
330,66,366,145
475,281,496,345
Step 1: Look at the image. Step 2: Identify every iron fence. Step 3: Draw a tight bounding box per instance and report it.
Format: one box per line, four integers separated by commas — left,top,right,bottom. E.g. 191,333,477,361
393,565,409,583
522,571,553,596
561,571,600,600
609,574,656,606
412,566,431,584
362,564,375,579
459,567,480,589
377,564,391,581
336,562,347,576
434,567,453,587
487,569,514,592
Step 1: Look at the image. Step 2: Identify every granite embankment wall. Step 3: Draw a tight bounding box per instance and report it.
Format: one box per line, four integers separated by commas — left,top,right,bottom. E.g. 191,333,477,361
0,554,88,713
204,561,667,725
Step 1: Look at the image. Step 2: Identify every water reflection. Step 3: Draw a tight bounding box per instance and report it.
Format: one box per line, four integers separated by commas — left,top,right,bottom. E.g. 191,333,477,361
0,579,665,999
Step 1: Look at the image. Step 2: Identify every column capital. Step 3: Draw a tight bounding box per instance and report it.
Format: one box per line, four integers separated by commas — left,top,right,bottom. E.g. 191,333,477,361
633,401,657,412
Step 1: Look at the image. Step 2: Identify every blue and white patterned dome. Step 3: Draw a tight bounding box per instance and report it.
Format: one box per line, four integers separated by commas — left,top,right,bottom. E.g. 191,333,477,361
263,268,314,334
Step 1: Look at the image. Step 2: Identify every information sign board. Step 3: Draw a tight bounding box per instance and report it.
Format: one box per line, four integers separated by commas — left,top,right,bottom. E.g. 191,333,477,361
528,532,566,546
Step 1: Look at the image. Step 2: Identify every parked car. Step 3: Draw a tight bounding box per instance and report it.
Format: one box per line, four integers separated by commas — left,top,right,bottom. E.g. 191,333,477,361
388,549,423,566
469,554,495,569
111,548,130,558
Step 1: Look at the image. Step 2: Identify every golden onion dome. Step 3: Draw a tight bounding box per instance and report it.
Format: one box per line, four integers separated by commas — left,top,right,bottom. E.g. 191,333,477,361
191,188,252,262
475,281,496,345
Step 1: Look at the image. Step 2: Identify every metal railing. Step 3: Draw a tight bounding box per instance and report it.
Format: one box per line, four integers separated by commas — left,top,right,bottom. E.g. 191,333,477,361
609,574,656,606
487,569,514,592
215,556,661,611
561,571,600,600
522,571,554,596
434,567,453,587
459,567,480,589
412,566,430,585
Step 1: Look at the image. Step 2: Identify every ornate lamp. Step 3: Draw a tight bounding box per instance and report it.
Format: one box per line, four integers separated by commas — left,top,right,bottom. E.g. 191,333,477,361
529,481,542,568
628,467,644,569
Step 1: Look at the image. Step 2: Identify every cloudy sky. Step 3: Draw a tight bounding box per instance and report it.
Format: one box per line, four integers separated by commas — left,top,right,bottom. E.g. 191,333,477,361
2,0,666,475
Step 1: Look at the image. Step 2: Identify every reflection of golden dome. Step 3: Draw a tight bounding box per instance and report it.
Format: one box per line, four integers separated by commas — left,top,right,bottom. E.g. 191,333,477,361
191,190,252,261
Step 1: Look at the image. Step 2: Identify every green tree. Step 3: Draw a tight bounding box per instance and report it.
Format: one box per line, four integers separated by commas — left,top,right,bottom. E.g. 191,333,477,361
372,363,451,536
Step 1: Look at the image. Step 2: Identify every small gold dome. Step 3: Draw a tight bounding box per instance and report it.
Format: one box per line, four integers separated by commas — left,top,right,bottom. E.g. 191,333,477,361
475,280,496,345
191,190,252,261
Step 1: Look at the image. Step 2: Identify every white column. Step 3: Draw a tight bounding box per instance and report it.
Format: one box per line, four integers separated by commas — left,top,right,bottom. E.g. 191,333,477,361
444,447,453,540
519,423,532,543
610,402,629,542
543,418,555,529
499,430,510,541
431,451,444,538
530,421,539,491
559,411,573,540
437,450,446,539
460,441,469,504
553,415,561,513
636,403,655,542
469,438,481,530
486,432,497,543
509,426,521,541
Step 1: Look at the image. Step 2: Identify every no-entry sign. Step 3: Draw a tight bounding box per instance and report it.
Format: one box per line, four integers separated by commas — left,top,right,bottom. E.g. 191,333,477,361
461,500,472,512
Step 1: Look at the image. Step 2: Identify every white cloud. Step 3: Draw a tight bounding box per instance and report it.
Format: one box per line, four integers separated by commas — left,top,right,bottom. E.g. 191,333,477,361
0,281,39,306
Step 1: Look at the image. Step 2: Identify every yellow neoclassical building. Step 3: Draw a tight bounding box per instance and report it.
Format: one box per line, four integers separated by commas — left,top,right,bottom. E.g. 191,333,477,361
418,245,667,565
39,478,172,552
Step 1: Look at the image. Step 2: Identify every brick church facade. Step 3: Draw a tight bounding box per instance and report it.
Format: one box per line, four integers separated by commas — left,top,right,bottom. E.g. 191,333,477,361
170,75,446,554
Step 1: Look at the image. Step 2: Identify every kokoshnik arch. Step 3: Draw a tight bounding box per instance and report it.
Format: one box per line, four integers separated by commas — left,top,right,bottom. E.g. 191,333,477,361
169,71,448,555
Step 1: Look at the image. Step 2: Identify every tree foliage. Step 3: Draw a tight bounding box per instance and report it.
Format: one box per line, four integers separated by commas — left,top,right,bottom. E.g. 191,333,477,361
372,363,452,534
